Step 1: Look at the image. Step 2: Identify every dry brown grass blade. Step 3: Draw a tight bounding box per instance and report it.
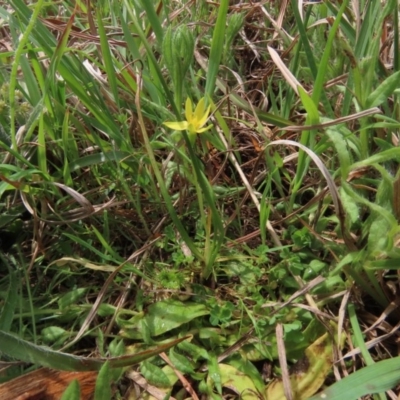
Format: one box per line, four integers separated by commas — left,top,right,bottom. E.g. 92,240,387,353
342,319,400,360
274,0,290,39
336,289,351,380
39,17,129,46
12,181,103,222
260,4,294,42
363,299,400,334
51,182,94,213
280,107,382,132
276,323,293,400
262,276,325,311
42,197,117,224
267,46,304,95
266,139,358,251
265,302,335,320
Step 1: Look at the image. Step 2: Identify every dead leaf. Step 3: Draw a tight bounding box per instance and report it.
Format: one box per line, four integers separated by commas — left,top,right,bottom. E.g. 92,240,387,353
0,368,97,400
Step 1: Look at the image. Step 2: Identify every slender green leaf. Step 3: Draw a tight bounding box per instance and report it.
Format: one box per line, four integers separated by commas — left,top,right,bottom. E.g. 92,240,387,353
205,0,228,97
94,361,112,400
0,330,188,371
351,147,400,169
96,7,120,108
60,379,80,400
366,70,400,108
298,86,319,123
311,0,350,106
0,254,17,332
141,361,171,388
309,357,400,400
139,0,163,46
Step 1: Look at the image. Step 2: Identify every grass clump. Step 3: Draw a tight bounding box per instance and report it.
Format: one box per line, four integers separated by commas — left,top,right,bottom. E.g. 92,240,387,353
1,0,400,399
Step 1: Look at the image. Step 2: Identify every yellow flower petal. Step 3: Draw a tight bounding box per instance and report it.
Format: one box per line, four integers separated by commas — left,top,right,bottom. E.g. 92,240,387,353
194,97,206,120
185,97,193,123
196,105,211,128
163,121,189,131
164,97,213,135
196,124,213,133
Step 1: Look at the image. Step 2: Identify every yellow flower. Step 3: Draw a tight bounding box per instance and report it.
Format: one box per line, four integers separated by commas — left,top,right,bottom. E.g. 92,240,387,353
164,97,212,135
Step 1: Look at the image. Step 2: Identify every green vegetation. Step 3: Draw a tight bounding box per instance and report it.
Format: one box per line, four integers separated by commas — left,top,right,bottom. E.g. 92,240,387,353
1,0,400,398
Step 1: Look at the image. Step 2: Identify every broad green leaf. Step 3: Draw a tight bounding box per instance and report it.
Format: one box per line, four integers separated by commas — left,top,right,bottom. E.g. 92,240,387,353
146,300,209,336
368,216,391,254
227,358,266,394
217,364,261,400
60,379,80,400
207,354,222,395
366,70,400,108
58,288,88,310
141,361,171,388
326,126,353,179
265,332,336,400
339,187,359,224
94,361,112,400
177,340,210,362
309,357,400,400
342,182,396,227
41,326,67,344
125,299,209,339
168,347,195,374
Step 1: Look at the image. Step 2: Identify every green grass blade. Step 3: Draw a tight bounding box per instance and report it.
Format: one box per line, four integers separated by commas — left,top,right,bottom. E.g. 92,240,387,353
9,0,123,142
350,147,400,169
354,1,382,59
325,125,352,179
348,304,375,366
96,7,120,108
0,254,18,332
19,52,41,105
309,357,400,400
289,0,332,116
205,0,228,98
139,0,163,47
125,0,178,115
394,1,399,71
311,0,350,105
8,0,45,149
366,70,400,108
